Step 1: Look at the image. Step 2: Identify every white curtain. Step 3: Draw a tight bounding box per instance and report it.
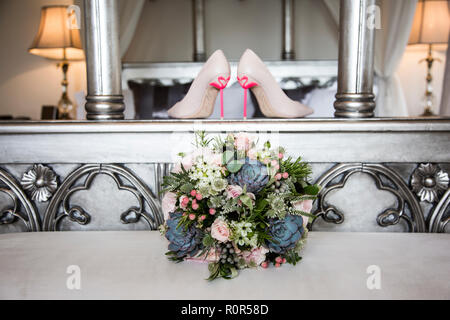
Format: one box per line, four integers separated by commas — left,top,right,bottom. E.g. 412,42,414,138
322,0,417,116
322,0,340,26
374,0,417,116
118,0,145,58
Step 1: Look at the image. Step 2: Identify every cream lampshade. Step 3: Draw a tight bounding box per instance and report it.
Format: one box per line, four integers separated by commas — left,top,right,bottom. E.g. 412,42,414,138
408,0,450,116
408,0,450,45
28,5,84,119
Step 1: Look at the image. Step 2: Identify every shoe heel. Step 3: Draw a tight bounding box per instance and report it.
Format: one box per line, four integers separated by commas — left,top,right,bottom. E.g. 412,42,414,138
209,76,230,120
237,75,258,120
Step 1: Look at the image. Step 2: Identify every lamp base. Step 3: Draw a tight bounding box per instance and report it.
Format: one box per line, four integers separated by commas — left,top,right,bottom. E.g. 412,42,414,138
57,93,74,119
57,62,76,120
421,106,434,117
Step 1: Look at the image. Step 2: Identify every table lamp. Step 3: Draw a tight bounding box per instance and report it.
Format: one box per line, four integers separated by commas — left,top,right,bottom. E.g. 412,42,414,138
28,5,84,119
408,0,449,116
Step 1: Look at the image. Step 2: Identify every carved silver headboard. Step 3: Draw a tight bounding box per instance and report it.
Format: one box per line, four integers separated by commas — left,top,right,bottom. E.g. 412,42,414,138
0,120,449,234
121,60,338,91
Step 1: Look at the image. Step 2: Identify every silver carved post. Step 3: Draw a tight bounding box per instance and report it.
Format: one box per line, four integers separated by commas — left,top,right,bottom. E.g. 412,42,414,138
84,0,125,120
282,0,295,60
192,0,206,62
334,0,376,118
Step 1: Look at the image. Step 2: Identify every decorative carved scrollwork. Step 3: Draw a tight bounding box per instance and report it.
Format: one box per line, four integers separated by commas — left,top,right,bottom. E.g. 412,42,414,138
0,168,40,231
429,189,450,233
43,164,163,231
312,163,426,232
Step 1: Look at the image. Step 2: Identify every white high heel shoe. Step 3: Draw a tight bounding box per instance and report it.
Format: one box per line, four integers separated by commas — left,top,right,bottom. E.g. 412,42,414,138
237,49,313,118
168,50,230,119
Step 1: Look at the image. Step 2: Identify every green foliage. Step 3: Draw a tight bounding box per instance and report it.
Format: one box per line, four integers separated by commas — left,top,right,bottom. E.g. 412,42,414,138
196,235,216,263
176,211,194,230
207,262,238,281
202,233,215,247
304,184,320,195
284,249,302,265
161,164,190,194
194,131,212,148
165,251,185,263
211,135,226,152
180,182,195,194
281,156,312,183
253,198,269,215
239,193,253,211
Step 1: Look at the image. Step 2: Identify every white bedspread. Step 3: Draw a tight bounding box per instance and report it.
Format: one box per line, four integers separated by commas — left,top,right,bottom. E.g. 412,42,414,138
0,231,448,299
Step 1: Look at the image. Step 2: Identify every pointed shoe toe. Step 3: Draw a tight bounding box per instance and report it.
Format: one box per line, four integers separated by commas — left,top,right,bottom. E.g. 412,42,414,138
237,49,314,118
168,50,230,119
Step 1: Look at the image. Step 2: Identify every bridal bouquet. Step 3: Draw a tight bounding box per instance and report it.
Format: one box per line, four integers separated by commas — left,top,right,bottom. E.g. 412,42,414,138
160,132,319,280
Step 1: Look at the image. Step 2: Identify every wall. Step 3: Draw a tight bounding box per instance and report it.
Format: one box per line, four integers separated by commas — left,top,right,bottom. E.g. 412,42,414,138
0,0,446,119
0,0,86,120
123,0,338,61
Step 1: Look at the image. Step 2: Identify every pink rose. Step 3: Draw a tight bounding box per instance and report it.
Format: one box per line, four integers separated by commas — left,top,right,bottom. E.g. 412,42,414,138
241,246,269,266
210,218,230,242
292,199,313,228
193,147,218,165
207,153,223,167
226,185,243,199
293,199,313,213
172,154,194,173
162,192,177,221
234,132,254,151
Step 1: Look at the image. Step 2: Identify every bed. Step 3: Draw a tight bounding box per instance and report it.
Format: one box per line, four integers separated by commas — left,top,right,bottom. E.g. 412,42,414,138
1,231,448,299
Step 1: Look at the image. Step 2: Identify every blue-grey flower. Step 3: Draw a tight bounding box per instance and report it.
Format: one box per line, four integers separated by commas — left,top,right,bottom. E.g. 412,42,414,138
165,212,203,257
266,214,304,254
228,158,269,194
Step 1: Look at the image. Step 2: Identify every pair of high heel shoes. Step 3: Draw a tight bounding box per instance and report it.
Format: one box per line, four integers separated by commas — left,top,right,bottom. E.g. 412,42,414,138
168,49,313,119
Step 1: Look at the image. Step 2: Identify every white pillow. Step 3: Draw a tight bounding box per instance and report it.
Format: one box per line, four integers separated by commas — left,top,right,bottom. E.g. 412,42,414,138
304,83,337,118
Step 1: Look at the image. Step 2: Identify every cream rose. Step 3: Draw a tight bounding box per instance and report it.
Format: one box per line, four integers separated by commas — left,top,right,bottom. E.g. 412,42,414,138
172,153,194,173
292,199,313,228
226,185,243,199
242,246,269,266
234,132,254,151
210,218,230,242
162,192,177,221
